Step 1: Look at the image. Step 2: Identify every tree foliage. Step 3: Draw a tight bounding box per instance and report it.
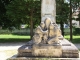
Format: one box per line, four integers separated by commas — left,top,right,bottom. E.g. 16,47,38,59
0,0,14,28
56,0,70,36
6,0,41,28
0,0,80,30
56,0,70,23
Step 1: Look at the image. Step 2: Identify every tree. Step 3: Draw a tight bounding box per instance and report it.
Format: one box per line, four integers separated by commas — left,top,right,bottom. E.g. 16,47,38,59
25,0,41,39
6,0,41,39
69,0,73,41
56,0,69,36
69,0,80,41
0,0,14,29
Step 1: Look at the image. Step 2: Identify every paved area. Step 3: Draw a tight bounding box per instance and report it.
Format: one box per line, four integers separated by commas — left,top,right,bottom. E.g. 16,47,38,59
0,42,80,60
0,42,26,60
0,42,26,51
0,42,80,51
74,44,80,49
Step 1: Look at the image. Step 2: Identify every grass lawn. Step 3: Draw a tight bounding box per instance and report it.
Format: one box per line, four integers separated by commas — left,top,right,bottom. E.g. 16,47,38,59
64,35,80,43
0,34,30,39
0,34,30,43
0,34,80,43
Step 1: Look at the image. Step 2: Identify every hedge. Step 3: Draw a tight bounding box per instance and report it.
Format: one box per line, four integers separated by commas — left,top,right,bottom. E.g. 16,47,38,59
74,28,80,35
0,29,30,35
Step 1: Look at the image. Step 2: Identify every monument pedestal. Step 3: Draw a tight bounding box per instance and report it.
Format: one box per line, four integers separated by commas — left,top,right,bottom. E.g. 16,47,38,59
8,39,79,60
18,40,33,57
32,44,62,57
60,39,79,58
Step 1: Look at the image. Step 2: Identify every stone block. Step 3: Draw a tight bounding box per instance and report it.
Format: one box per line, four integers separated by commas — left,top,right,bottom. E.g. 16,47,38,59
60,39,79,58
18,44,32,57
58,36,64,40
32,44,62,57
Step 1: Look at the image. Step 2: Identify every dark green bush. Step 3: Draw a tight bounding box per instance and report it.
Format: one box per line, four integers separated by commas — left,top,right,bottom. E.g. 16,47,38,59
0,29,30,35
73,28,80,35
0,30,11,34
12,29,30,35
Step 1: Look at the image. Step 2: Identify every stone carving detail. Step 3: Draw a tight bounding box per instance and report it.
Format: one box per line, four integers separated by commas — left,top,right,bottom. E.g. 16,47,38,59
33,26,43,44
33,17,62,44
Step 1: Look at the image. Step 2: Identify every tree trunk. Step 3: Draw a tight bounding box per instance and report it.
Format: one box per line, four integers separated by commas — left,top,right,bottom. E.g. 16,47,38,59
79,21,80,27
70,0,73,41
60,20,64,36
30,9,33,40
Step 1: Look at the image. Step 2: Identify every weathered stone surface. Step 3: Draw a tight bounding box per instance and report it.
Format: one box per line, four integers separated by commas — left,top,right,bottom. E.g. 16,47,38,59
58,36,63,40
40,22,45,30
8,55,80,60
18,40,33,57
41,0,56,22
44,17,52,29
32,44,62,57
33,26,43,44
17,41,79,58
60,39,79,58
18,45,32,57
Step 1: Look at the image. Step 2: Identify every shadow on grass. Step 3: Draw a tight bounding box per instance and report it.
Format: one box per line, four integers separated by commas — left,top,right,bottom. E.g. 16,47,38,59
72,38,80,43
0,38,30,43
0,38,80,43
65,37,80,43
12,34,30,36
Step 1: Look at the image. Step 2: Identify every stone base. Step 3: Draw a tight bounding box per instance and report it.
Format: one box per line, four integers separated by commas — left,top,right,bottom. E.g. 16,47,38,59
58,36,63,40
8,55,80,60
18,40,33,57
32,44,62,57
17,39,79,58
60,39,79,58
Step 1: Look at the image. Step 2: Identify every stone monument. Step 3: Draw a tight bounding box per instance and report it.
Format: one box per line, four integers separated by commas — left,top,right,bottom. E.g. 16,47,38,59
8,0,79,60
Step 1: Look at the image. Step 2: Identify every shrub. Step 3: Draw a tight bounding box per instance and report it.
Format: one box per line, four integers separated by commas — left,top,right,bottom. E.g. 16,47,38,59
74,28,80,35
0,30,11,34
12,29,30,35
0,29,30,35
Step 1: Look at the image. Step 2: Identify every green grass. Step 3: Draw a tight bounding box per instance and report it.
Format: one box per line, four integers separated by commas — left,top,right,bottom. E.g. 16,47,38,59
0,34,30,39
0,34,80,43
0,34,30,43
64,35,80,43
64,35,80,39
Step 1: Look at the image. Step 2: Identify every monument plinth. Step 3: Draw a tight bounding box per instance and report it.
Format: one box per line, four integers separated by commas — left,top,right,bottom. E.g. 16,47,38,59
41,0,56,23
8,0,79,60
32,44,62,57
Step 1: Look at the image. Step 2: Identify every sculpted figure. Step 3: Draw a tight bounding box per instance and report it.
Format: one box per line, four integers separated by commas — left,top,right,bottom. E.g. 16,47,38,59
48,23,59,44
48,23,55,38
33,17,61,44
57,29,62,37
53,24,63,37
33,26,43,44
48,35,59,44
56,27,63,40
43,30,48,43
40,22,45,30
44,17,52,30
33,34,41,44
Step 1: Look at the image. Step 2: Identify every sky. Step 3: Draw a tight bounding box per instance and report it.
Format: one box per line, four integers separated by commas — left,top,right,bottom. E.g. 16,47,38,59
65,0,69,3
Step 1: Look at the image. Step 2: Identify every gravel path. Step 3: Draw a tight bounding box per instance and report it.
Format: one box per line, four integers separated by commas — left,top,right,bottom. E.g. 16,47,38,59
0,42,80,60
0,42,26,51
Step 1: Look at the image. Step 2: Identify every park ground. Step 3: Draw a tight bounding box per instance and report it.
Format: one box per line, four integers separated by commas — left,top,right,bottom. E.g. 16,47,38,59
0,42,80,60
0,35,80,60
0,42,25,60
